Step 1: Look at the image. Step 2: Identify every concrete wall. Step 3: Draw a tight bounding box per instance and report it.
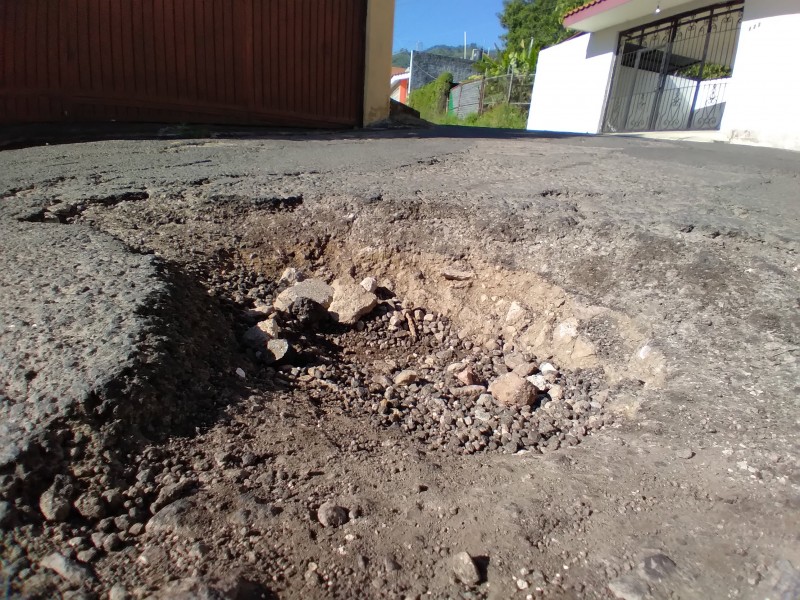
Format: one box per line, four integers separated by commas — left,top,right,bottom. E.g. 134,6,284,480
526,33,616,134
721,0,800,151
363,0,395,125
409,52,477,92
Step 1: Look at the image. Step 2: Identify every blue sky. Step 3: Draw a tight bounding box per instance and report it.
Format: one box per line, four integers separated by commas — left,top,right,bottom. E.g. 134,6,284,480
393,0,507,52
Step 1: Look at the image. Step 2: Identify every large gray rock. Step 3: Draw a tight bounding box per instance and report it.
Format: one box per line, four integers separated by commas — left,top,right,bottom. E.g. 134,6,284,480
273,278,334,312
360,276,378,292
328,278,378,325
317,501,349,528
150,480,194,514
73,492,105,520
265,339,291,363
394,370,419,386
145,498,204,540
488,373,538,406
39,476,73,522
451,551,480,585
40,552,95,586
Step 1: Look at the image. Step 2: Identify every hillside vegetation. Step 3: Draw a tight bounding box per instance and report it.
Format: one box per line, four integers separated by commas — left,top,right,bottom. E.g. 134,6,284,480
407,72,527,129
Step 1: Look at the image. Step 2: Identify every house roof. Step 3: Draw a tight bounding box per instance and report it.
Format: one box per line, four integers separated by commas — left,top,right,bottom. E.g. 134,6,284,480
391,66,408,76
563,0,699,32
390,71,410,87
563,0,632,29
564,0,611,20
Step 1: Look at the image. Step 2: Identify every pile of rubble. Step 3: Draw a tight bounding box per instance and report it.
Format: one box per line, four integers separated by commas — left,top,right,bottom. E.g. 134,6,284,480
237,270,612,456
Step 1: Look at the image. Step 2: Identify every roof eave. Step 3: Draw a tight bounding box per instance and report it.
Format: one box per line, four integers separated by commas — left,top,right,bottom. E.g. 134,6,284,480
563,0,635,32
563,0,705,32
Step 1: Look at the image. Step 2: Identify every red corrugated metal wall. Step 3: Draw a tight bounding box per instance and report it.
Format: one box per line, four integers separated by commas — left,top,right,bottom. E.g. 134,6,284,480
0,0,367,127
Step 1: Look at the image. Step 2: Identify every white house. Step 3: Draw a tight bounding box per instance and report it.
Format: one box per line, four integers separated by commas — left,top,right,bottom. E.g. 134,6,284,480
527,0,800,151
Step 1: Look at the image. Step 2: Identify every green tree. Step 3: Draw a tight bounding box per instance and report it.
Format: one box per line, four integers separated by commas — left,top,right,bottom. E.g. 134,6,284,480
498,0,586,67
474,40,537,76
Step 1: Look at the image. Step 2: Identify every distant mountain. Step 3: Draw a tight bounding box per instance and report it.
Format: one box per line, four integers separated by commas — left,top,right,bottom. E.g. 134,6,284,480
392,44,484,68
392,50,411,68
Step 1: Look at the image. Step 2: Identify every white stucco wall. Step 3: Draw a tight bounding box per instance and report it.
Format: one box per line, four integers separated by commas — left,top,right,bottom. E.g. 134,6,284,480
526,0,721,135
526,33,616,134
530,0,800,149
721,0,800,151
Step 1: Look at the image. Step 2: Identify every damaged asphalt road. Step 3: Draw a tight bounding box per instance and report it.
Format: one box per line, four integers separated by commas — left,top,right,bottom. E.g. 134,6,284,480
0,127,798,599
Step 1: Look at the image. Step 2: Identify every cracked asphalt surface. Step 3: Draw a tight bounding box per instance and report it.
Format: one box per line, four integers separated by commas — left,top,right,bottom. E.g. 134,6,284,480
0,126,798,599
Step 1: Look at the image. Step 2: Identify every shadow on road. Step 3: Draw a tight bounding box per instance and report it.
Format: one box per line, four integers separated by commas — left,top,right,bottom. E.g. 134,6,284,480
0,121,586,151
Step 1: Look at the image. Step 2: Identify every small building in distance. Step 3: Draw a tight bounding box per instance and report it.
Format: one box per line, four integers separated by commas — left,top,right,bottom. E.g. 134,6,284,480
390,67,410,104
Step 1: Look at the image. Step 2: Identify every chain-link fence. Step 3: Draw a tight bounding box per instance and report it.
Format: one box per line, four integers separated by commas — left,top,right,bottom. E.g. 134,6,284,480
448,73,534,119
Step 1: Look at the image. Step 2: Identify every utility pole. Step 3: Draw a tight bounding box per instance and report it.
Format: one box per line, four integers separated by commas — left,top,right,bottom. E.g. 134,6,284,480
464,32,467,59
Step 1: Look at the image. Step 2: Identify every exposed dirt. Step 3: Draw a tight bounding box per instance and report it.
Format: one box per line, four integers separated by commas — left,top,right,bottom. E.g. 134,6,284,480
0,128,798,600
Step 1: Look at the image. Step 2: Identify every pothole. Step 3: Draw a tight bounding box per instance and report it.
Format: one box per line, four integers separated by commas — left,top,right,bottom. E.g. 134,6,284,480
0,183,672,599
215,267,616,456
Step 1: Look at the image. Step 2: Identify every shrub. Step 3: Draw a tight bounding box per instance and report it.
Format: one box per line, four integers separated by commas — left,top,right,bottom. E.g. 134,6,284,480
407,73,454,122
406,72,529,129
472,104,528,129
678,62,733,80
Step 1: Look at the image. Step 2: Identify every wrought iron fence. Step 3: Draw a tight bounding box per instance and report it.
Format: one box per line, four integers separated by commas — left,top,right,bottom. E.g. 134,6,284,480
603,1,743,133
448,73,534,119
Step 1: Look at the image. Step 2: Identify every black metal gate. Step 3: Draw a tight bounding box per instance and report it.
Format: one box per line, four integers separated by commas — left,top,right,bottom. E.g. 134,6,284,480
603,1,743,133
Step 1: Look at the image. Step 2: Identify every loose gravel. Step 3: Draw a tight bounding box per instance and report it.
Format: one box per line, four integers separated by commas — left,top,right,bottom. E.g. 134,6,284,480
212,266,612,457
